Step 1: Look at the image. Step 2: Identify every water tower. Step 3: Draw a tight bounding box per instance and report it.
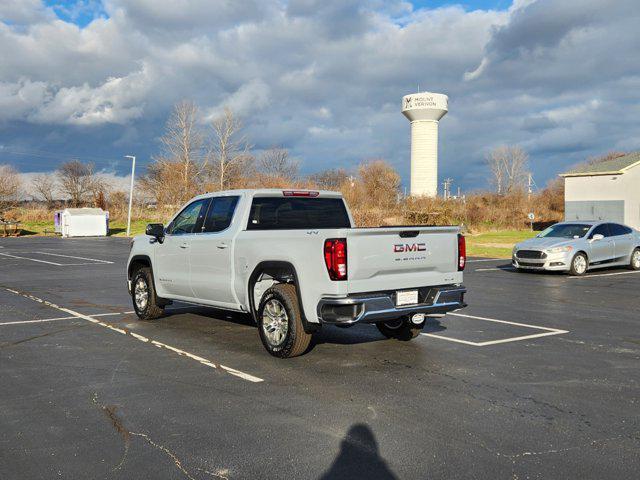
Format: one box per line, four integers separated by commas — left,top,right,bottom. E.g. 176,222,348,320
401,92,448,197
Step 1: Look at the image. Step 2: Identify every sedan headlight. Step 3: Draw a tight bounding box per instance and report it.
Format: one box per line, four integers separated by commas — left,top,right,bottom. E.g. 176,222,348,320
546,246,573,254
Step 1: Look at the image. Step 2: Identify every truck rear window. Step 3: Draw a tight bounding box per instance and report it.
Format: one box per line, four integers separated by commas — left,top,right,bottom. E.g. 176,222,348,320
247,197,351,230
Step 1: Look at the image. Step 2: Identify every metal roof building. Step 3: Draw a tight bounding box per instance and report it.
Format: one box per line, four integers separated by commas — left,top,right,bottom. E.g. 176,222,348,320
560,152,640,229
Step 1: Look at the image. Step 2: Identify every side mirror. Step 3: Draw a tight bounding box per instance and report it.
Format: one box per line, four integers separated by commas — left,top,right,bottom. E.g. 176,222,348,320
146,223,165,243
591,233,604,241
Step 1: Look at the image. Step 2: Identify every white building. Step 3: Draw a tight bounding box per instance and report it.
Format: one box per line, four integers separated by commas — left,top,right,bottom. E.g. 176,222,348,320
56,208,109,238
560,152,640,229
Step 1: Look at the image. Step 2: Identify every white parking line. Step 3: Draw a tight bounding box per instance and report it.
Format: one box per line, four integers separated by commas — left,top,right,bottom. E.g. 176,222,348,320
2,287,263,383
569,270,640,279
421,312,568,346
0,311,134,326
36,251,114,264
0,252,112,266
0,252,64,265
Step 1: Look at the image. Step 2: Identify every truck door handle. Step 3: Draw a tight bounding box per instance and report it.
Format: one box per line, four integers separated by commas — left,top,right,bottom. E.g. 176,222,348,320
217,243,228,249
179,243,189,249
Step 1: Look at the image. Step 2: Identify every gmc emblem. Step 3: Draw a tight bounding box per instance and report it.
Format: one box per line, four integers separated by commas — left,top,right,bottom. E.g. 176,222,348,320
394,243,426,253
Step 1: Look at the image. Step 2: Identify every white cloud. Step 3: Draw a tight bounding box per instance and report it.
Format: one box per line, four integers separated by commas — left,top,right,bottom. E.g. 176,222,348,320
1,0,639,191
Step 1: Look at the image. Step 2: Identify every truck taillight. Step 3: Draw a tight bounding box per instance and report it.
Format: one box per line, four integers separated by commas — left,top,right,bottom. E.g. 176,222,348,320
458,234,466,271
324,238,347,281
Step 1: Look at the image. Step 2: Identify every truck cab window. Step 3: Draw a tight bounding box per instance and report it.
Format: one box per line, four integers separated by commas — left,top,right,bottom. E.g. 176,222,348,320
247,197,351,230
166,199,210,235
203,196,239,233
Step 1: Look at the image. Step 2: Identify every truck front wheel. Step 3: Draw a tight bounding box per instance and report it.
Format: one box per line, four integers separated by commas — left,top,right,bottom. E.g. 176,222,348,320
376,318,422,341
257,283,312,358
131,266,164,320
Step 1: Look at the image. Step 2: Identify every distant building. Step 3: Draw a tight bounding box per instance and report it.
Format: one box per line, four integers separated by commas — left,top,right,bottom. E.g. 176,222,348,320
560,152,640,229
55,208,109,238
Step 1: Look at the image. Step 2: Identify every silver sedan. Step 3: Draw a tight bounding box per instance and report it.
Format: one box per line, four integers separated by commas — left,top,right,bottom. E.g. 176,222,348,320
512,221,640,276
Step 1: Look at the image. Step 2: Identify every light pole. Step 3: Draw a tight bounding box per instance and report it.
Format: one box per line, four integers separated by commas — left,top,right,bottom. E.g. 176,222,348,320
125,155,136,237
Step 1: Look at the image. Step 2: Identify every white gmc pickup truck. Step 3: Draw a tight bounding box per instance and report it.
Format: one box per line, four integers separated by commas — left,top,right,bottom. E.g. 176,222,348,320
127,189,467,357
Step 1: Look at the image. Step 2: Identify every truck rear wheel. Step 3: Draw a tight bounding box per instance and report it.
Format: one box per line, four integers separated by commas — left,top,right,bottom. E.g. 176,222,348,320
376,318,423,341
257,283,311,358
131,266,164,320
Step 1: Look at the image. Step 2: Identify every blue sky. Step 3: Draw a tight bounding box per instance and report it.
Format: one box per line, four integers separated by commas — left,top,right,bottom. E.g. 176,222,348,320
1,0,639,195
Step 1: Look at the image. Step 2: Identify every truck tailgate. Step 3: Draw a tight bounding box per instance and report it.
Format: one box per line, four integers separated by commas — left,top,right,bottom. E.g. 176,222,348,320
345,227,461,294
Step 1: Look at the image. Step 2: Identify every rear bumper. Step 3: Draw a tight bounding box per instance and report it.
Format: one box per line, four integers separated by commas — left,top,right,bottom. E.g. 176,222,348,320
317,285,466,325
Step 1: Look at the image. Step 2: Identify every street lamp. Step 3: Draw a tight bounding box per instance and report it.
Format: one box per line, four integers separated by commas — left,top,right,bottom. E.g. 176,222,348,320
124,155,136,237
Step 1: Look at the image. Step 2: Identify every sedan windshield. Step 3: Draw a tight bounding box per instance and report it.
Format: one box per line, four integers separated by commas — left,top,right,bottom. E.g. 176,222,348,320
538,224,592,239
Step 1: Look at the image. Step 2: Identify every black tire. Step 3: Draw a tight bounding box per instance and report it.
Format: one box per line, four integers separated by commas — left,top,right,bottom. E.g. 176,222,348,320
376,318,423,341
629,248,640,271
131,266,164,320
257,283,311,358
569,252,588,276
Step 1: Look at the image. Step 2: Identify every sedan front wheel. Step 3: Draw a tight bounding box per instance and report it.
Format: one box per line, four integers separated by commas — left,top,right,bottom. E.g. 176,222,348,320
569,252,588,276
630,248,640,271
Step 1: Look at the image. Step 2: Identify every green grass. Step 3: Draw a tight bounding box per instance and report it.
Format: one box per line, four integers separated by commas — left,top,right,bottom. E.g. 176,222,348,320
13,221,536,259
15,219,155,237
466,229,539,258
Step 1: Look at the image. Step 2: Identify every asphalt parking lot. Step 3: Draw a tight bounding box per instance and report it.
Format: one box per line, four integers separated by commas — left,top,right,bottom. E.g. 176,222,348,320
1,237,639,479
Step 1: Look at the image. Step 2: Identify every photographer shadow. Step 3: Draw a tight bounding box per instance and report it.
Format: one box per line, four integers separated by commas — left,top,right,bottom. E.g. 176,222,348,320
319,424,398,480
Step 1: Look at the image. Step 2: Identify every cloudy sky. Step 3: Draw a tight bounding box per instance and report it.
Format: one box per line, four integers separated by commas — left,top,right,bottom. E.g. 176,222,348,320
1,0,639,193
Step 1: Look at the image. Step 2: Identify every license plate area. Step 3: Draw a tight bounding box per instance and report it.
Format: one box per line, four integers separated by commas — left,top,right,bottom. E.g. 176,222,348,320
396,289,418,307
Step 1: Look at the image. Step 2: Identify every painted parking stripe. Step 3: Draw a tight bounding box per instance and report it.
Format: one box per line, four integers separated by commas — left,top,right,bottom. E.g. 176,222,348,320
448,312,566,332
0,252,64,265
1,287,263,383
0,311,134,326
421,312,568,346
36,251,114,264
569,270,640,279
0,252,111,267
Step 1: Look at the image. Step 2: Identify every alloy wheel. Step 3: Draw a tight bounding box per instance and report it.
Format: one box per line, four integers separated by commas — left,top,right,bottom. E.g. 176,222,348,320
573,255,587,275
134,277,149,311
262,299,289,346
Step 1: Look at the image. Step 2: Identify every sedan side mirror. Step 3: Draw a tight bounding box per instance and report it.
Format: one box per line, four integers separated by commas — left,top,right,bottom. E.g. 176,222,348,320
591,233,604,241
146,223,165,243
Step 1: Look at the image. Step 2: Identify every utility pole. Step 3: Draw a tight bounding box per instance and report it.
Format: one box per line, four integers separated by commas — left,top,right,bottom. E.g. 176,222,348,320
527,173,533,200
442,178,453,199
125,155,136,237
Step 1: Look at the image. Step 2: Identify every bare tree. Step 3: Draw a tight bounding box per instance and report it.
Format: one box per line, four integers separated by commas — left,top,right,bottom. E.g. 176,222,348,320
0,164,21,214
57,160,96,207
157,101,205,201
31,173,57,207
142,101,207,206
258,147,299,180
586,151,627,166
486,145,529,194
207,107,252,190
309,168,349,190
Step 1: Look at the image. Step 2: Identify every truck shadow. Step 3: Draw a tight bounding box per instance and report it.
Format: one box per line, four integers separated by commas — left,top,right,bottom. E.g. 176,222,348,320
161,305,448,354
318,423,398,480
312,318,447,347
163,305,256,327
